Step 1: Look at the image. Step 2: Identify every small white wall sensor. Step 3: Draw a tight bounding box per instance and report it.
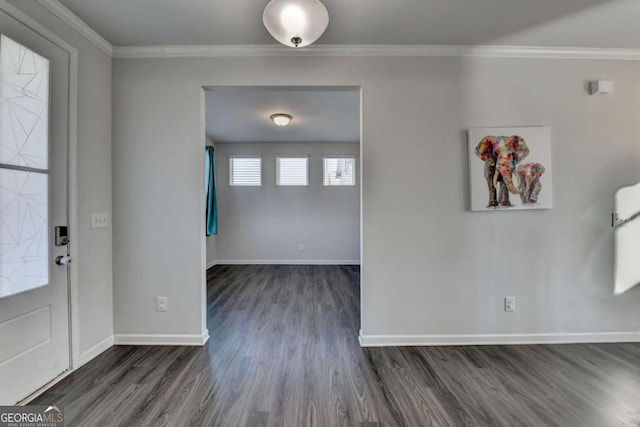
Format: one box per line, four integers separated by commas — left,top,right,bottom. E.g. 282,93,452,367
589,80,614,95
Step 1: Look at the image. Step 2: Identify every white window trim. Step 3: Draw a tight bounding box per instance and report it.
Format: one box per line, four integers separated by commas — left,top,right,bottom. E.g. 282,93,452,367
323,155,357,187
229,155,262,187
276,155,310,187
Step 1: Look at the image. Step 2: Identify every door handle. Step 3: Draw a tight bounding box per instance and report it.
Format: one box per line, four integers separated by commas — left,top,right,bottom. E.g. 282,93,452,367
55,256,72,266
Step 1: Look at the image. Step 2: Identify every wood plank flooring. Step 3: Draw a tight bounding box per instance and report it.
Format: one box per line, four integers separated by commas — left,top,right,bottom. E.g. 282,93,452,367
32,265,640,426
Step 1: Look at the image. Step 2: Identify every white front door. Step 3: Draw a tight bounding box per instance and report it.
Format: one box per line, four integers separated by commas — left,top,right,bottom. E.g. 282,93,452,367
0,9,71,404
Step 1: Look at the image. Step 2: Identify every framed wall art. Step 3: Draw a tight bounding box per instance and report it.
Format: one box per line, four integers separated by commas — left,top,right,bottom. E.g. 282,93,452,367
468,127,552,211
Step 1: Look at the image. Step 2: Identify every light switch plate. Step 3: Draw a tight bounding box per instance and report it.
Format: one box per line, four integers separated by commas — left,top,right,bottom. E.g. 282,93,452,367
91,212,109,229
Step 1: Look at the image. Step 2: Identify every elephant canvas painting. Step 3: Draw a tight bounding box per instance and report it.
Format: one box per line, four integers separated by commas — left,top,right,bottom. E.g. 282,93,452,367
468,127,553,211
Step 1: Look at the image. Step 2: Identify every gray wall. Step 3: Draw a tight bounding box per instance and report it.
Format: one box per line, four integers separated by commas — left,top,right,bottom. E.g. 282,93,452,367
112,55,640,339
206,236,216,267
7,1,113,355
214,142,360,263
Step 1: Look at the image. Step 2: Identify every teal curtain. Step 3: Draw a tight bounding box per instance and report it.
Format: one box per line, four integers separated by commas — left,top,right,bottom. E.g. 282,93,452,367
205,146,218,236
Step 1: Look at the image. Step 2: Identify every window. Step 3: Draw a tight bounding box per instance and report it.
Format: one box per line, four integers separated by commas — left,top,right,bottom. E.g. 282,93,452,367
229,156,261,186
276,156,309,186
323,156,356,186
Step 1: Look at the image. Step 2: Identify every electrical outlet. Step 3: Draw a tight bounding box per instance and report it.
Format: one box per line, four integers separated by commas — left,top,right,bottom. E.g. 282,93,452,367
505,297,516,312
91,212,109,229
157,297,168,312
299,244,305,252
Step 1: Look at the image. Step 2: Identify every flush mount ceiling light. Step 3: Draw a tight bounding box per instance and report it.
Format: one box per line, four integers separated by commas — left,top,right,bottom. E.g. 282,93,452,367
271,113,293,127
263,0,329,48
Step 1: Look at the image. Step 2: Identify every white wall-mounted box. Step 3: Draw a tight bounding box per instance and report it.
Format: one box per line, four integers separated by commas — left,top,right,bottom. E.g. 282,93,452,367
589,80,614,95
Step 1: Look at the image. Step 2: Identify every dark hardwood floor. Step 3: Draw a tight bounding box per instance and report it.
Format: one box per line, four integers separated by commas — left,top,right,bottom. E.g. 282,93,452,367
32,265,640,426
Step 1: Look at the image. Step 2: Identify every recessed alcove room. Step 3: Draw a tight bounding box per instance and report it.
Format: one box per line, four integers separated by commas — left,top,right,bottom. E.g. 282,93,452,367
204,87,361,268
1,0,640,425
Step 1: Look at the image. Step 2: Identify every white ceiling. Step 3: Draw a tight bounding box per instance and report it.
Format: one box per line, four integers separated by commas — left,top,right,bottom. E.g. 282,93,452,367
205,88,360,144
58,0,640,48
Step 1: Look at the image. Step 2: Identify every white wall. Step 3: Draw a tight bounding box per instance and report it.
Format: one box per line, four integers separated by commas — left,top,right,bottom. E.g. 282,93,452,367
206,236,216,268
112,55,640,342
6,1,113,357
214,141,360,263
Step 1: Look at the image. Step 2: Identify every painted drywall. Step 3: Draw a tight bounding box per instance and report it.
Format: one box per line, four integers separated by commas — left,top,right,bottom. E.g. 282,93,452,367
206,235,216,268
6,1,113,356
53,0,640,48
213,142,360,263
205,89,360,144
112,55,640,340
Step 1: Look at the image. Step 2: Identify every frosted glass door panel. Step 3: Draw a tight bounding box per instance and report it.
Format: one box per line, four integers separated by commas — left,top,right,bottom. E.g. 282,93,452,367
614,182,640,295
0,34,49,169
0,35,49,298
0,169,48,297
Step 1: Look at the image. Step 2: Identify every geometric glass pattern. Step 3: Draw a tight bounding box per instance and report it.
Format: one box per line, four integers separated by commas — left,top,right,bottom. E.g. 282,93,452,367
0,170,48,297
0,34,49,169
0,35,49,298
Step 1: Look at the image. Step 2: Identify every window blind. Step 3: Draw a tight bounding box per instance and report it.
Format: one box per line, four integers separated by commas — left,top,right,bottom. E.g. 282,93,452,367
277,157,309,186
229,156,261,186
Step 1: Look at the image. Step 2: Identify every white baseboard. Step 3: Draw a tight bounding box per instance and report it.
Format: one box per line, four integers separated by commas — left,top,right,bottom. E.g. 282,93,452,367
215,259,360,265
78,335,114,367
206,261,217,269
359,331,640,347
114,330,210,346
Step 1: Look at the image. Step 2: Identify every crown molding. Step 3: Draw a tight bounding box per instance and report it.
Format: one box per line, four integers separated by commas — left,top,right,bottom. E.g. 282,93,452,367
112,44,640,60
36,0,113,56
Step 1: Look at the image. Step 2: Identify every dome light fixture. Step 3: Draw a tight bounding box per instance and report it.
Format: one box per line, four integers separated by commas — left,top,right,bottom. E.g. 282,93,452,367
263,0,329,48
271,113,293,127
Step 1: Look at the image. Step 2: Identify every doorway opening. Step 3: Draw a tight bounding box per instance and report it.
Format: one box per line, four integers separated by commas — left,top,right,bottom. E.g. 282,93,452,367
203,86,362,338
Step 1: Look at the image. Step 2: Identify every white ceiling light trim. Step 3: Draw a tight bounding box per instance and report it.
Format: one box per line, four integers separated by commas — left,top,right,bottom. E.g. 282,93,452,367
263,0,329,48
112,44,640,61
